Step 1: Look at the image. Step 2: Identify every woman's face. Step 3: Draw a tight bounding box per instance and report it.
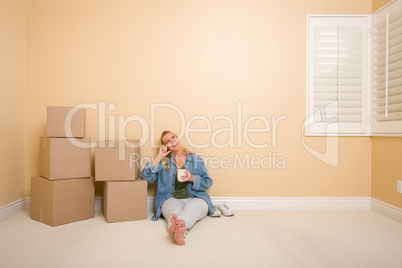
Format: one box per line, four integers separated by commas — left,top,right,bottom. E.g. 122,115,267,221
163,132,181,152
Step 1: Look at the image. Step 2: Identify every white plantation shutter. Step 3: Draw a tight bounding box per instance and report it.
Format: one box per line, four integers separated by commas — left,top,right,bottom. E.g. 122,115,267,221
372,0,402,134
306,16,369,136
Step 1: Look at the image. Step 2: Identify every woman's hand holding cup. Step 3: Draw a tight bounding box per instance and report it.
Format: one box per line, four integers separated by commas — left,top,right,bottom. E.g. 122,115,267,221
178,169,193,182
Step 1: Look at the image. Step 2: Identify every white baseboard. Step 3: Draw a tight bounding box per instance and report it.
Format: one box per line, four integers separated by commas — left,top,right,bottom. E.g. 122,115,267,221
0,196,381,223
371,198,402,224
24,196,373,213
95,197,102,211
0,198,29,223
210,197,371,210
142,197,371,212
26,198,31,210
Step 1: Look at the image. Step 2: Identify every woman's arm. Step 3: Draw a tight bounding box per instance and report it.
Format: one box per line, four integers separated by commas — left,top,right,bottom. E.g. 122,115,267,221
189,155,213,191
151,144,171,166
141,145,171,183
141,162,159,183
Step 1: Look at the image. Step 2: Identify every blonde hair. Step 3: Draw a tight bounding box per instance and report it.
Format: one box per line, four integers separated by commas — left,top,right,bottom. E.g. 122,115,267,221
160,130,192,172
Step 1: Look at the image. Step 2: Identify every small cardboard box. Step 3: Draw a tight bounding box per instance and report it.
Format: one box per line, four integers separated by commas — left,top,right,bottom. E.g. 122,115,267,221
103,178,147,223
39,137,91,180
47,106,86,138
95,140,140,181
30,176,95,226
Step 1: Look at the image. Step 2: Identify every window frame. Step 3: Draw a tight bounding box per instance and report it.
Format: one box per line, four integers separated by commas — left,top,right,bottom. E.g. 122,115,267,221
305,14,371,137
371,0,402,137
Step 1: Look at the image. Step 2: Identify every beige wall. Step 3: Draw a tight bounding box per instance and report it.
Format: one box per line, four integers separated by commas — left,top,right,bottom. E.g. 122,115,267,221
373,0,392,11
1,0,398,211
0,0,26,207
3,0,401,211
372,138,402,208
25,0,372,198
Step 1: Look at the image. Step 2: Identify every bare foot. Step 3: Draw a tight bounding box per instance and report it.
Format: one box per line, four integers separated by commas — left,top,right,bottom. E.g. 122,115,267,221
168,214,178,235
174,220,186,246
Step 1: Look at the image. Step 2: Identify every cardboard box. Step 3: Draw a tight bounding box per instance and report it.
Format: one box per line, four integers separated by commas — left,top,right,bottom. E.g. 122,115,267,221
30,176,95,226
95,140,140,181
47,106,86,138
40,137,91,180
103,179,147,223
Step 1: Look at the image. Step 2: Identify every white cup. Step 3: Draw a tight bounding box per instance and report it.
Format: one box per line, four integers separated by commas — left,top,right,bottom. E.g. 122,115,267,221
177,169,189,182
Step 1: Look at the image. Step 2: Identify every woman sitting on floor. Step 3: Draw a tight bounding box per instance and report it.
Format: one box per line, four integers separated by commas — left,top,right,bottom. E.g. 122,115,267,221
141,130,215,245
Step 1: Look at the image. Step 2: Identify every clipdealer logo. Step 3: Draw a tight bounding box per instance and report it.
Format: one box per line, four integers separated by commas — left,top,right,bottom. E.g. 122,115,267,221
62,100,340,169
63,101,288,169
301,101,339,168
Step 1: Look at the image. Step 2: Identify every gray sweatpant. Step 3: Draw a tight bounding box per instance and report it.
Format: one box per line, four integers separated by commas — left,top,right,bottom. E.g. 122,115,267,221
161,197,208,231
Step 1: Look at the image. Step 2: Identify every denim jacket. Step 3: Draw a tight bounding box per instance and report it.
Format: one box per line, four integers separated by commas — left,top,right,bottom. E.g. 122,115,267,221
141,153,215,221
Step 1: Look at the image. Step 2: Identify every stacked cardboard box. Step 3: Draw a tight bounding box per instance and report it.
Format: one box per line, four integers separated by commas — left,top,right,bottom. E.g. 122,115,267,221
95,140,147,223
31,106,94,227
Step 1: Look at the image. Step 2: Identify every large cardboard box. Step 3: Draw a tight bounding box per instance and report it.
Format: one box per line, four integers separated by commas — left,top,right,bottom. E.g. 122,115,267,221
103,179,147,223
40,137,91,180
47,106,86,138
95,140,140,181
30,176,95,226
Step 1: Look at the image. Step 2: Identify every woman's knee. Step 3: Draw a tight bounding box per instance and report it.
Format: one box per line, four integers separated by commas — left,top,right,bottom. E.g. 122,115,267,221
183,198,208,218
162,198,185,217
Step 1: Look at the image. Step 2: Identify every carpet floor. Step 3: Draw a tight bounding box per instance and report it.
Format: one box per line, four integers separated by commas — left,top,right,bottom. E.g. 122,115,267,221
1,209,402,267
